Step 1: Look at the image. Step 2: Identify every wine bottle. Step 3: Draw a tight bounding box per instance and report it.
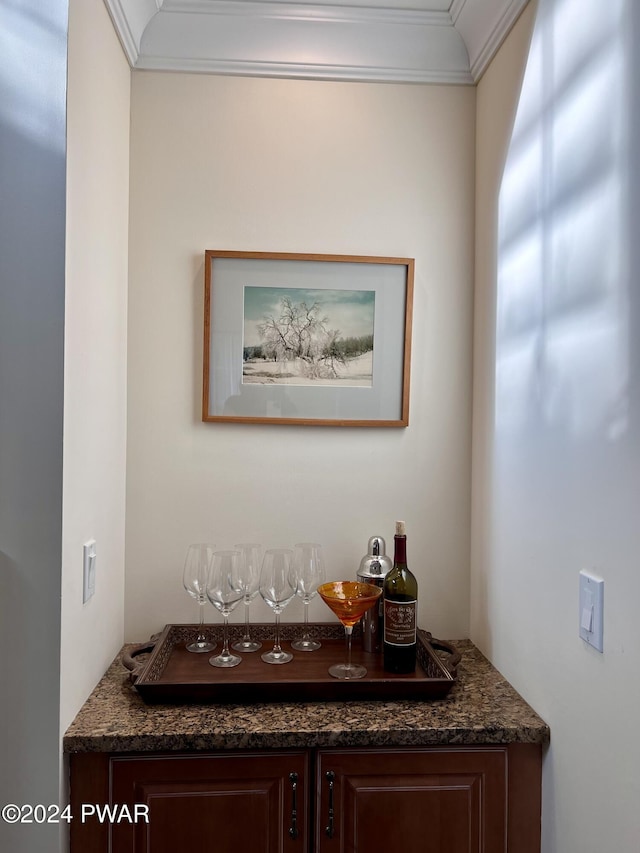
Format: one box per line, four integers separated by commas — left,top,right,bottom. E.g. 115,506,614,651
383,521,418,673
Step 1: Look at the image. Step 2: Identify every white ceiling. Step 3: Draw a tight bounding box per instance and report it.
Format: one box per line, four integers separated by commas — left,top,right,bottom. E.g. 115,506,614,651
104,0,530,84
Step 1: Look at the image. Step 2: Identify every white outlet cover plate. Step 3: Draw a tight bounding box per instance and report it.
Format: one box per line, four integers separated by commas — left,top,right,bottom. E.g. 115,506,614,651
579,570,604,652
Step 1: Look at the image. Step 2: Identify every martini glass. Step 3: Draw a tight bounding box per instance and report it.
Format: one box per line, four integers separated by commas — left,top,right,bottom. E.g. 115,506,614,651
318,581,382,679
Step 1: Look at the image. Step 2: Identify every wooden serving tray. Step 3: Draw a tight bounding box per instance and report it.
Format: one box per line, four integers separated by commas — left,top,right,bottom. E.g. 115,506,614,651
123,623,460,704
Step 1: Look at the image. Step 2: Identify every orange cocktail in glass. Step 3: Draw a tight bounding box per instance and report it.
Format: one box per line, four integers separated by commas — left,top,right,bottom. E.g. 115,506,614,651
318,581,382,679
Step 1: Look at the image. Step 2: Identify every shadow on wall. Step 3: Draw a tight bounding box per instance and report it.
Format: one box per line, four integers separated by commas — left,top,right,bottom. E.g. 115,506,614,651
1,2,67,153
0,113,66,853
495,0,632,442
0,2,68,852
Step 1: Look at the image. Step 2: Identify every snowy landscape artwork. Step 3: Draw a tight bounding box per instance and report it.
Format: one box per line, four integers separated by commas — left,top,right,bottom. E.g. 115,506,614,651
242,286,375,387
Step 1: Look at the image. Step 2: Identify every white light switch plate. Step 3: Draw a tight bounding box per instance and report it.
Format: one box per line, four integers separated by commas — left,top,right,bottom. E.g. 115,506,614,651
579,570,603,652
83,540,96,603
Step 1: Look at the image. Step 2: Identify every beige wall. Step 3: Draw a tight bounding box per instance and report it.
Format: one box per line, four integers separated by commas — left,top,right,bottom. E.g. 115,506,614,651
61,0,130,733
126,73,476,640
472,1,640,849
472,6,536,651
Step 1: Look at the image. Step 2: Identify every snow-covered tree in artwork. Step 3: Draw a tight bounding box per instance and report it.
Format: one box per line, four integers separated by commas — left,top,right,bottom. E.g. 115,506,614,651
257,297,346,379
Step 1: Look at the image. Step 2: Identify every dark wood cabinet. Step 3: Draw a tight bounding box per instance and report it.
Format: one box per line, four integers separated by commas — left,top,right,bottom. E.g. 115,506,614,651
315,745,541,853
69,744,541,853
70,750,310,853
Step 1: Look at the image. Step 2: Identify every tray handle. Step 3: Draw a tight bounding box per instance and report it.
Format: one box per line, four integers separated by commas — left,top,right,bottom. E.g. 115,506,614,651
426,634,462,677
122,635,160,682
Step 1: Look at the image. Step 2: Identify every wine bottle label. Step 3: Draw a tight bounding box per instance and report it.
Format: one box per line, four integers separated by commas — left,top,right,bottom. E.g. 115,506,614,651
383,599,417,646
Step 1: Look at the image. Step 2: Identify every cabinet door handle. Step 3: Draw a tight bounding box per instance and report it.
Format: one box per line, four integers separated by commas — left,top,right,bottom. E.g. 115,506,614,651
325,770,335,838
289,772,299,840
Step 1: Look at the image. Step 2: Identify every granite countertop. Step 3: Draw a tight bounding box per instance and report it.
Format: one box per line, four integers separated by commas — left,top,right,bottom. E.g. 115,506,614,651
63,638,549,754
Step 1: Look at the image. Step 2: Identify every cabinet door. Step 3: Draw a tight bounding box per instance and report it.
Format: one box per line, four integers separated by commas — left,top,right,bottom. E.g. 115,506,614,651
316,746,507,853
72,750,309,853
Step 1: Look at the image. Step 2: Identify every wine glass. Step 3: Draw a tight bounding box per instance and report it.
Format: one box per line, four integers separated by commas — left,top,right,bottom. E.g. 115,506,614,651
290,543,325,652
259,548,296,664
182,543,216,653
206,550,244,668
318,581,382,679
231,543,263,653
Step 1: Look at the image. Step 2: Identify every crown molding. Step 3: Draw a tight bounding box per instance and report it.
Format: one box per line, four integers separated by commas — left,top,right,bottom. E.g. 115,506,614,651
161,0,452,26
452,0,531,80
103,0,163,65
103,0,530,84
137,55,474,84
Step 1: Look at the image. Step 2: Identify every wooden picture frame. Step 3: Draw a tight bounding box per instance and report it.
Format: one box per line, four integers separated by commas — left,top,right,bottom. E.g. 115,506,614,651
203,251,413,427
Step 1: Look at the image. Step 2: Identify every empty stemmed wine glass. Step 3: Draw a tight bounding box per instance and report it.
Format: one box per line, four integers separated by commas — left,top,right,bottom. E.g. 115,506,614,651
182,543,216,653
259,548,296,664
206,550,244,668
231,543,263,653
290,543,325,652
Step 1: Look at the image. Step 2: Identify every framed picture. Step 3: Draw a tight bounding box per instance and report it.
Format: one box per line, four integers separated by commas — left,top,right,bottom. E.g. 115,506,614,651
203,251,414,427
